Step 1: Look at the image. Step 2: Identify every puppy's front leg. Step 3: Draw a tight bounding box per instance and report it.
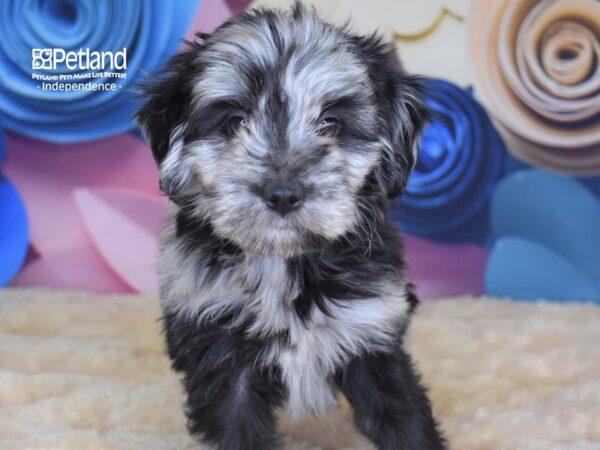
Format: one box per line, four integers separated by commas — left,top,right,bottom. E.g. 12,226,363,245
164,315,285,450
335,346,446,450
183,364,284,450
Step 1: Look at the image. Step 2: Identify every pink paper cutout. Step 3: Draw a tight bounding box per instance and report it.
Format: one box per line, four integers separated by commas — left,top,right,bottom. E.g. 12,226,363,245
185,0,233,38
4,133,159,257
5,132,160,292
403,233,488,299
11,245,132,293
74,188,167,293
225,0,252,14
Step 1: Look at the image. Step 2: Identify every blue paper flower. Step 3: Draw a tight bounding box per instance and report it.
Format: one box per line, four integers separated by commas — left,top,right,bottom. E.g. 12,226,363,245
0,124,29,286
389,79,506,244
0,0,200,142
486,170,600,303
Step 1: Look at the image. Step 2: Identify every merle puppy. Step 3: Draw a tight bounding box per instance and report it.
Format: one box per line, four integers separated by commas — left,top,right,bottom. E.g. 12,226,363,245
136,3,446,449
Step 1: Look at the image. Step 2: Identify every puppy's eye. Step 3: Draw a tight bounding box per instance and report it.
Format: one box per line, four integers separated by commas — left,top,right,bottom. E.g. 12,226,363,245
225,115,249,137
316,117,341,137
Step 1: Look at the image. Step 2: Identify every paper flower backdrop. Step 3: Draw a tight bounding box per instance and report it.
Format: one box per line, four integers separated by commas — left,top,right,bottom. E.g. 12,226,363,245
0,0,200,142
0,125,29,286
469,0,600,175
5,133,163,293
389,79,506,243
2,0,250,293
3,0,599,303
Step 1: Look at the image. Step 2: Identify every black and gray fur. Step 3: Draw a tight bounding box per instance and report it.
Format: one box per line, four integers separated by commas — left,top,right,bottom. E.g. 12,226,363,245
136,3,446,449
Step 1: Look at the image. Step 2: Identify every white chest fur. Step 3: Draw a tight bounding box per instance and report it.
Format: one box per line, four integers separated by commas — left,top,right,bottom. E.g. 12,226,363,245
273,285,410,418
160,232,409,418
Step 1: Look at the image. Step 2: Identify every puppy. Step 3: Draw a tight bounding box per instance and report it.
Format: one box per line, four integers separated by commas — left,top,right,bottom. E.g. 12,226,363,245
136,3,446,449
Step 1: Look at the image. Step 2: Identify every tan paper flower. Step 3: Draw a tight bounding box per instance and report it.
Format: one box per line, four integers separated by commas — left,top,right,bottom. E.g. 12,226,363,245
469,0,600,175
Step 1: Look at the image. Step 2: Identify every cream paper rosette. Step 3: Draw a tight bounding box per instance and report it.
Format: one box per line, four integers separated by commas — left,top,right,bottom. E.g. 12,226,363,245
469,0,600,175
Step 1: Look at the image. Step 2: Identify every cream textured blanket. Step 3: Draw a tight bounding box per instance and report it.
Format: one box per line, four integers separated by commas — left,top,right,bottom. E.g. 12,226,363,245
1,289,599,450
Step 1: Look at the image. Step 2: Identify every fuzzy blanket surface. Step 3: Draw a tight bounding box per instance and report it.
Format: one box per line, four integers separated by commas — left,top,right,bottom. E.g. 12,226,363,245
0,289,599,450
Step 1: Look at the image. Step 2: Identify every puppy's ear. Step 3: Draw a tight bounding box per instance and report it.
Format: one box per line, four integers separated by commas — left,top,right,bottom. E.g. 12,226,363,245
354,34,429,199
135,36,206,196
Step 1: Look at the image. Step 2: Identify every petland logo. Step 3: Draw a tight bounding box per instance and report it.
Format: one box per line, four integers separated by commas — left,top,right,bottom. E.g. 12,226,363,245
32,48,127,70
31,48,127,92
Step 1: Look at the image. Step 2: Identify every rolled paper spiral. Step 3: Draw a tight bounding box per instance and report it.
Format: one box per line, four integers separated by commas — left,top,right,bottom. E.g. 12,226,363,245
389,79,506,242
469,0,600,175
0,0,200,142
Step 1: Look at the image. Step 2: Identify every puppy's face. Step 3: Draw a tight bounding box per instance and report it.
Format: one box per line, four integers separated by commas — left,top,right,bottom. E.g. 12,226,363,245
137,5,427,257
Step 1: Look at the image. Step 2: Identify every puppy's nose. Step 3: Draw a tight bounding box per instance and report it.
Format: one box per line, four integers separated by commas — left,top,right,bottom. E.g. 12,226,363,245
262,181,305,216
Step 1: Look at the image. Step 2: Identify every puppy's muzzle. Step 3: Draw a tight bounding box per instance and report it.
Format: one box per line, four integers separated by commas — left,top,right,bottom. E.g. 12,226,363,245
262,180,305,216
